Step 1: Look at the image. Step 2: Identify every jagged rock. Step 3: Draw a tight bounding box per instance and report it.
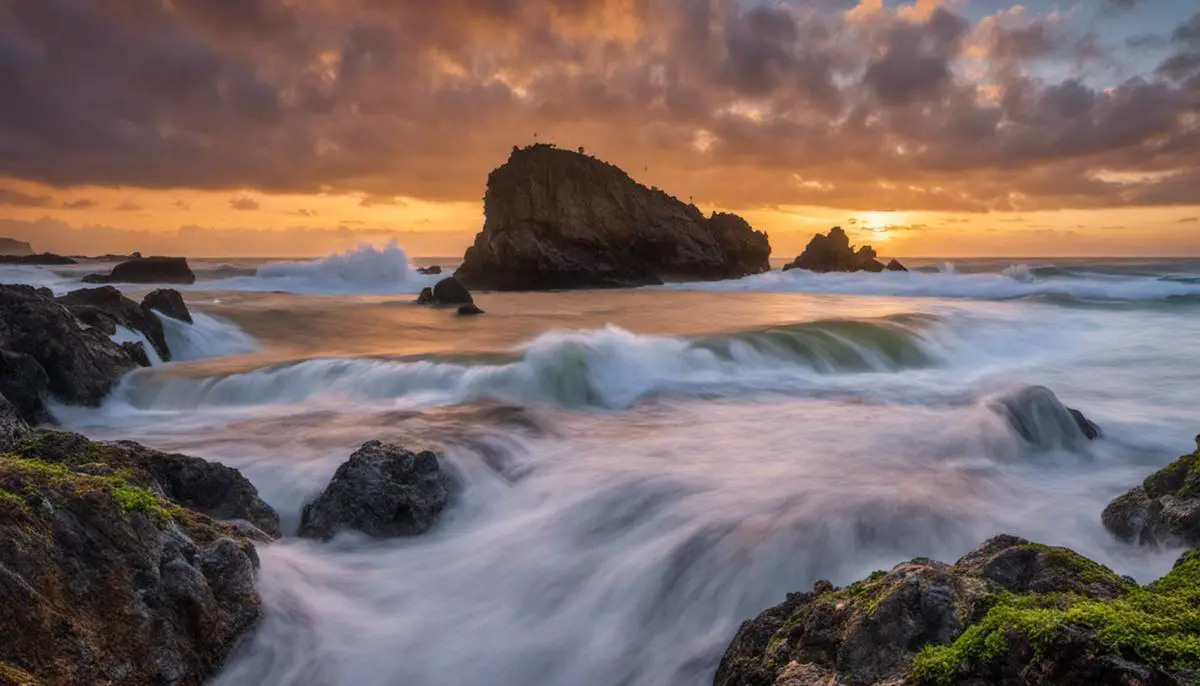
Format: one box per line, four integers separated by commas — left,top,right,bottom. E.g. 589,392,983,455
0,252,76,265
417,277,475,305
82,256,196,285
298,440,454,541
0,394,28,449
142,289,193,323
0,237,33,256
57,286,171,361
784,227,903,274
10,428,281,540
454,144,770,290
417,265,443,275
0,285,145,425
713,535,1194,686
457,304,485,316
0,447,263,685
1103,437,1200,546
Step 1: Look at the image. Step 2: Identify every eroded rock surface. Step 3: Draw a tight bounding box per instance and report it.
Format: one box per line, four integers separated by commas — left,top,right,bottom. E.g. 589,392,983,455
1103,438,1200,547
784,227,902,274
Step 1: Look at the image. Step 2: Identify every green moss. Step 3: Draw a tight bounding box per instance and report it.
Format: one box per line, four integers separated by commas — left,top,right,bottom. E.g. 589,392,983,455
1142,449,1200,499
910,552,1200,684
0,455,174,523
0,662,42,685
0,488,28,514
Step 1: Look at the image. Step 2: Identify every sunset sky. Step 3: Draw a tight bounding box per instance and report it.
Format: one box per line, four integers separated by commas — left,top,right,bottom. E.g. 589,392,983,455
1,0,1198,257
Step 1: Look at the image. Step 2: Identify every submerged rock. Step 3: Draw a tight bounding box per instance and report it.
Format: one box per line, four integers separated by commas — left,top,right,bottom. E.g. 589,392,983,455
784,227,901,274
83,256,196,285
10,428,281,539
457,303,485,316
0,284,146,425
454,144,770,290
989,385,1101,450
0,445,263,685
298,440,454,541
57,286,172,361
713,535,1199,686
1103,437,1200,546
142,288,194,323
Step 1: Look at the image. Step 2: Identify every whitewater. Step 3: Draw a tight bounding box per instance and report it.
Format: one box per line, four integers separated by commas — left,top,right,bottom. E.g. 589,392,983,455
5,248,1200,686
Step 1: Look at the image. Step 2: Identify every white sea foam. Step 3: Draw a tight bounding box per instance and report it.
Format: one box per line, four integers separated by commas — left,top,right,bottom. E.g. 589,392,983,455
111,325,163,365
157,311,259,361
200,242,441,295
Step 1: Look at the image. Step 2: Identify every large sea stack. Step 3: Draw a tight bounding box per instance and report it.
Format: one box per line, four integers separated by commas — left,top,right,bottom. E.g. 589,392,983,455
454,144,771,290
784,226,904,273
84,256,196,285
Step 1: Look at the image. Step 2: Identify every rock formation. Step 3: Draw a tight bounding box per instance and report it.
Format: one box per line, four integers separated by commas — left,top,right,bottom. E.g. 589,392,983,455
0,252,76,265
1103,437,1200,546
0,285,147,425
784,227,905,274
988,385,1101,450
454,144,770,290
83,256,196,285
715,534,1194,686
0,394,28,449
298,440,455,541
0,237,33,256
0,430,271,684
457,303,485,316
142,288,194,324
417,277,475,306
57,286,173,362
417,265,443,275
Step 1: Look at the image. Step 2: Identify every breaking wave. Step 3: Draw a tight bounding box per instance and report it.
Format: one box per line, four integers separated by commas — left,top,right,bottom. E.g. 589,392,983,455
107,316,945,412
201,242,441,295
668,266,1200,303
158,311,260,361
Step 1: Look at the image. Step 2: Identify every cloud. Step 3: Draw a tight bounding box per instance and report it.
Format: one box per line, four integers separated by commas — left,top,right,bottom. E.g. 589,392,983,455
1179,217,1199,223
359,195,407,207
0,0,1196,214
0,188,55,207
61,198,96,209
114,199,142,211
290,208,317,216
229,196,260,210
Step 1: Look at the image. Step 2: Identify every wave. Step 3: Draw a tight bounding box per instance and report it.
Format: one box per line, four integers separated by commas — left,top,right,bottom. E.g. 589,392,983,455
199,242,442,295
667,266,1200,302
157,311,259,361
106,317,945,412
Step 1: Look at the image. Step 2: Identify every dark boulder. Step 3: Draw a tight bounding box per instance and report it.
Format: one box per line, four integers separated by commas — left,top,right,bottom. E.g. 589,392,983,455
713,535,1190,686
298,440,455,541
0,444,263,685
142,288,193,324
417,287,434,304
417,277,475,305
784,227,903,274
457,304,485,316
83,256,196,285
0,285,145,425
454,144,770,290
11,428,281,540
57,286,172,361
417,265,443,275
0,252,76,265
886,259,908,272
1102,437,1200,546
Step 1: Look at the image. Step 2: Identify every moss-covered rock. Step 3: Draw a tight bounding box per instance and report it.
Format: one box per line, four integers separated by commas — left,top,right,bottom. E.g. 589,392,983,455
714,535,1195,686
1103,441,1200,547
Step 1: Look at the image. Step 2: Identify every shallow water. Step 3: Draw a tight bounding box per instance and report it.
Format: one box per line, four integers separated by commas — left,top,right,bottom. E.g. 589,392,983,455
5,248,1200,686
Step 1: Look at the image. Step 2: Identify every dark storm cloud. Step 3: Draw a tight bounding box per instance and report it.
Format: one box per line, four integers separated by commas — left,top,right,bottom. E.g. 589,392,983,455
0,188,54,208
0,0,1198,212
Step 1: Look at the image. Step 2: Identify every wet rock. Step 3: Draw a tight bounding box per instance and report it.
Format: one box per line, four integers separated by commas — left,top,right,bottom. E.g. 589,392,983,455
0,394,28,449
0,285,145,425
417,277,475,306
455,144,770,290
0,449,263,686
885,259,908,272
57,286,172,361
457,303,485,316
714,535,1189,686
83,256,196,285
417,287,434,304
417,265,442,275
1068,408,1101,440
142,289,193,324
1103,438,1200,546
12,429,281,540
783,227,900,274
989,385,1101,451
0,252,76,265
298,440,454,541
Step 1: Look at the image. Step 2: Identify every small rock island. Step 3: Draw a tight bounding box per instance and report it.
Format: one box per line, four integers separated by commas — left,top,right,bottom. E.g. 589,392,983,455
454,144,771,290
785,226,907,273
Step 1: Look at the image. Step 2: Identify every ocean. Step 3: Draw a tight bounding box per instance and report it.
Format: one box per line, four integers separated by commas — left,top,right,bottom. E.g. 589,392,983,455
5,245,1200,686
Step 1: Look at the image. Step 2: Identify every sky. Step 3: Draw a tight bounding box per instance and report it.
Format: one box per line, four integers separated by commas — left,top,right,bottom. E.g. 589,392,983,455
1,0,1198,258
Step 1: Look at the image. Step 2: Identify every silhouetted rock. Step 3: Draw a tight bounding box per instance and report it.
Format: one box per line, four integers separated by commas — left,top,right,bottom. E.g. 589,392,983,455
417,287,434,304
886,259,908,272
455,144,770,290
298,440,455,541
417,265,442,275
417,277,475,305
1103,436,1200,546
57,286,172,361
457,303,485,316
0,237,33,256
784,227,903,273
0,285,146,425
0,431,265,685
712,535,1192,686
83,256,196,285
142,288,193,323
0,252,76,265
